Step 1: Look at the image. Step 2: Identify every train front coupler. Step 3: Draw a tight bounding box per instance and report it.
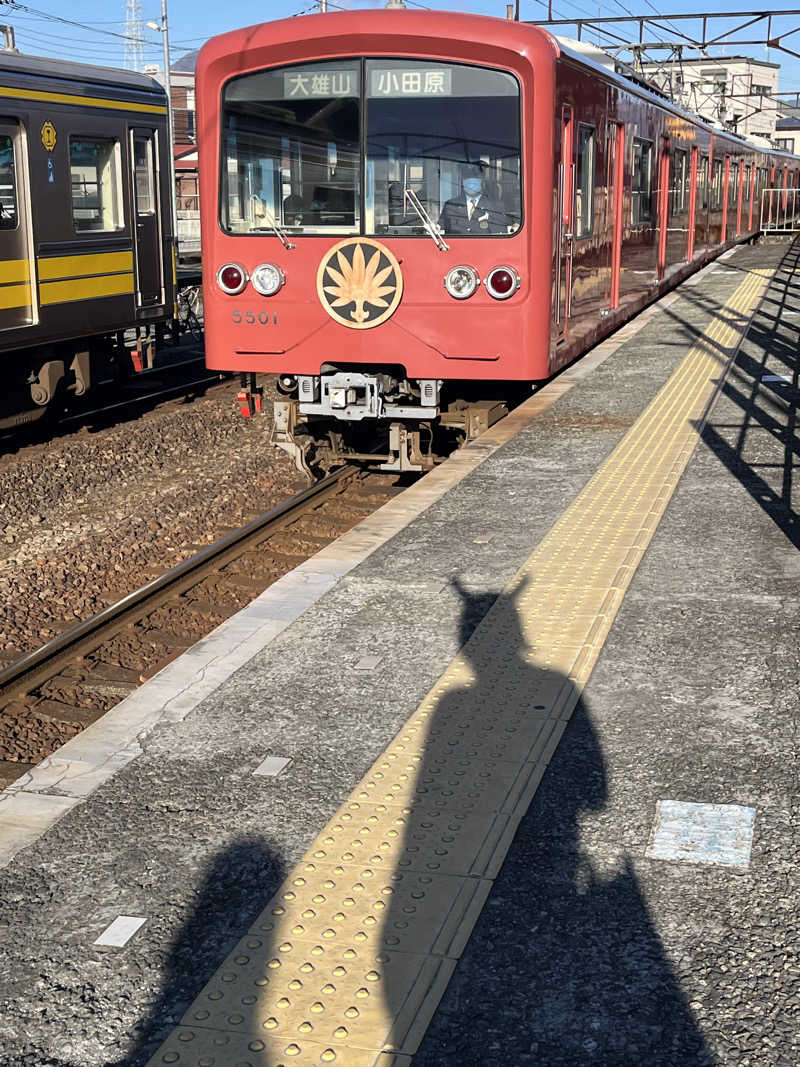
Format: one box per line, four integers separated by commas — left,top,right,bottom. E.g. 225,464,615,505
272,371,442,478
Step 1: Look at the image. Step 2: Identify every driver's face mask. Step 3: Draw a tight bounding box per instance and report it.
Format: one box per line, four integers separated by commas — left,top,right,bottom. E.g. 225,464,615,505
462,178,482,197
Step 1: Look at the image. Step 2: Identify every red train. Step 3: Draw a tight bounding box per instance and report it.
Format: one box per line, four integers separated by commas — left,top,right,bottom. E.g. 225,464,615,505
196,10,797,474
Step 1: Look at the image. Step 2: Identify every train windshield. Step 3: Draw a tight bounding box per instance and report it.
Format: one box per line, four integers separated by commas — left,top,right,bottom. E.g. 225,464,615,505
365,60,520,237
220,59,521,238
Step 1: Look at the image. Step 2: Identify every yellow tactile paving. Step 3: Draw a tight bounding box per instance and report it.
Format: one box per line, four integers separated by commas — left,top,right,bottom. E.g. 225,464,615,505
148,268,769,1067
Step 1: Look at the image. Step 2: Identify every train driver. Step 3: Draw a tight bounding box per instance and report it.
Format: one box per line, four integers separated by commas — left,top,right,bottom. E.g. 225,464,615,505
438,163,509,235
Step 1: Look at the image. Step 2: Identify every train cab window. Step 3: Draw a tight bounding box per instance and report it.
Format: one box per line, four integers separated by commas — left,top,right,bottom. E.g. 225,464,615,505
69,138,123,233
0,134,17,230
221,60,361,235
631,137,653,225
575,123,595,239
670,148,688,215
711,159,724,209
365,60,521,237
697,155,709,212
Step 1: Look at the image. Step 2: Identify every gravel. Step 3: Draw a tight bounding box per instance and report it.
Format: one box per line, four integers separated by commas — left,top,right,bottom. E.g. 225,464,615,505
0,378,301,669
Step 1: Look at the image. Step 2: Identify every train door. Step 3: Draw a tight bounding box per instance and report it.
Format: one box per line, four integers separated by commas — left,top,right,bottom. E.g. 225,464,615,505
130,128,164,308
656,136,670,279
555,104,574,339
606,120,624,310
721,155,730,242
0,119,34,330
687,146,698,261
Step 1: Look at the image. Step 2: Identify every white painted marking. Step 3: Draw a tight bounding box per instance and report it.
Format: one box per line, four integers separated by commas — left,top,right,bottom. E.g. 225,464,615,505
253,756,292,777
354,655,382,671
762,373,793,383
94,915,147,947
647,801,755,867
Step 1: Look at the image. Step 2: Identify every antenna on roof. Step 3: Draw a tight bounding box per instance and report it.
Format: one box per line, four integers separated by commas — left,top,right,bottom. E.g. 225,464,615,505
123,0,145,70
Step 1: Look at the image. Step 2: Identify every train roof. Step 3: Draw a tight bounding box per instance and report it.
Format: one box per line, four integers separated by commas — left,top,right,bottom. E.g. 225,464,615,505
0,50,165,99
198,10,797,162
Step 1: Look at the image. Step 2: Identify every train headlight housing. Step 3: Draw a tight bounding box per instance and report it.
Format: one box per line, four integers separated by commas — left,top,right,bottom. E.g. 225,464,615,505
486,266,520,300
217,263,248,295
444,265,480,300
251,262,285,297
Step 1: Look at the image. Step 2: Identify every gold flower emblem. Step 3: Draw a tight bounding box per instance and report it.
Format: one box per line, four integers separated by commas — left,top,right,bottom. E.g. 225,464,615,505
317,239,403,330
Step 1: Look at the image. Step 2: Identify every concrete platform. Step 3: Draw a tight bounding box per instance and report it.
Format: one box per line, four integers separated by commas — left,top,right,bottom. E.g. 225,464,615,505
0,239,797,1067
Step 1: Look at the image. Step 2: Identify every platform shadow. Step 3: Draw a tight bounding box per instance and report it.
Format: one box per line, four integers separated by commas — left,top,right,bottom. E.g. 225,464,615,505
390,579,711,1066
116,836,285,1066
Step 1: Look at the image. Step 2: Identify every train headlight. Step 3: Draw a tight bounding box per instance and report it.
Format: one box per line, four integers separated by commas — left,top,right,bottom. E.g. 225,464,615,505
217,263,248,295
251,262,285,297
444,265,480,300
485,266,520,300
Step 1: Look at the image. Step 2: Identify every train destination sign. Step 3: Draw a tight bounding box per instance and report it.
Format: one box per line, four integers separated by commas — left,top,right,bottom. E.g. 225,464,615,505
369,68,452,97
283,70,357,98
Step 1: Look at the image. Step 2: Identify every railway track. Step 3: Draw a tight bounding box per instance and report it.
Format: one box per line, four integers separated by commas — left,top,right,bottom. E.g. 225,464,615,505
0,464,405,788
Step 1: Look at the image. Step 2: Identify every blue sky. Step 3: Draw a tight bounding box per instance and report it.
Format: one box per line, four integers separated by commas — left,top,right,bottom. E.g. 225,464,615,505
7,0,800,91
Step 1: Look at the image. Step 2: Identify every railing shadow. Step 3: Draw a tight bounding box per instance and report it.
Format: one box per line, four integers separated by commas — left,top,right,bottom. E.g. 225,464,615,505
698,240,800,549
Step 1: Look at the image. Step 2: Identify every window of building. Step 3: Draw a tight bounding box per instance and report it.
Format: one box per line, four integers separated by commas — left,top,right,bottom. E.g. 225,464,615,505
712,158,724,209
752,84,771,96
670,148,688,215
575,123,595,238
0,134,18,230
774,138,794,153
632,137,653,225
70,137,123,232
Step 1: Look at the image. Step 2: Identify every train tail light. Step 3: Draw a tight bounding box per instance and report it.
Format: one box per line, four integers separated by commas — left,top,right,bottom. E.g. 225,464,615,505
444,265,480,299
251,263,285,296
486,266,520,300
217,263,248,295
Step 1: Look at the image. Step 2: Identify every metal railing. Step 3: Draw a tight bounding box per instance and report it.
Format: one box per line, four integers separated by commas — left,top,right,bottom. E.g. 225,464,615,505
760,188,800,233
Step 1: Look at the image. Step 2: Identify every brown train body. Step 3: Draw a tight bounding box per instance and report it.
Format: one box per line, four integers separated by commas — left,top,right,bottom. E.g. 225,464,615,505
0,52,175,428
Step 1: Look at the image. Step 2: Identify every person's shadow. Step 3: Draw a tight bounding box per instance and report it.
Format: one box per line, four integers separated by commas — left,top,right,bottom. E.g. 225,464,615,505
381,577,712,1065
113,838,285,1066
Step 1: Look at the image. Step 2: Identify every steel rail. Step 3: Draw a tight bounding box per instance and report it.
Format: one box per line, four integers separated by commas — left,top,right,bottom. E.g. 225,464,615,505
0,463,358,705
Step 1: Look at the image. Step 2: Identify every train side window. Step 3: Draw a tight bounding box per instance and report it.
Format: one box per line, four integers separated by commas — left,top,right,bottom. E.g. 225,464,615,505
729,161,739,205
631,137,653,225
711,159,723,209
670,148,688,215
0,134,17,230
133,137,155,214
70,137,123,233
575,123,595,238
697,155,709,212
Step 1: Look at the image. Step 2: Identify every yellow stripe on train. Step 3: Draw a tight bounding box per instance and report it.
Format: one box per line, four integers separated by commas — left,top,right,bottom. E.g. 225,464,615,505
39,272,135,305
0,84,167,115
38,250,134,281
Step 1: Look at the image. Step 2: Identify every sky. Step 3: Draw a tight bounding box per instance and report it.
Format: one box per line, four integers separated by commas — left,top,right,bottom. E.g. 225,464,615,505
5,0,800,93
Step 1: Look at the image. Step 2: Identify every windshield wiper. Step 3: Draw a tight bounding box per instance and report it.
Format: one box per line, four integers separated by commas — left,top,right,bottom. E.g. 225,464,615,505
403,187,449,252
250,197,296,250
